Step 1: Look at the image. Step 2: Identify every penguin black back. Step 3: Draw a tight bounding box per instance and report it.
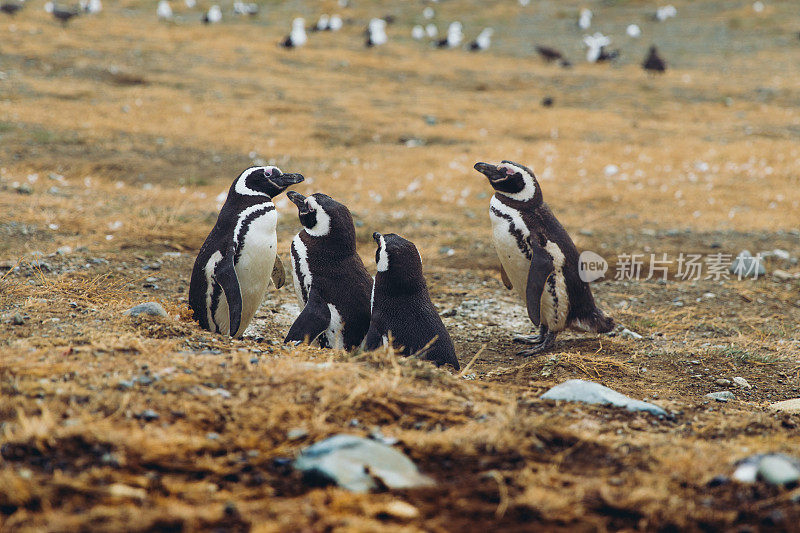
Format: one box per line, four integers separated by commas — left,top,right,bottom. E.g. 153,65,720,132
285,192,372,350
365,232,459,369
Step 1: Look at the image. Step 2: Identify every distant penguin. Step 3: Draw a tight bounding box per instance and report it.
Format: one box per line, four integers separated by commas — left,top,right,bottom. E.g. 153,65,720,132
365,233,459,369
643,45,666,73
189,166,304,338
285,192,372,350
282,17,307,48
468,27,493,51
583,32,613,63
0,2,22,15
233,2,258,16
425,23,437,38
626,23,641,38
202,5,221,24
46,2,79,24
436,21,462,48
654,5,677,21
366,17,387,47
411,24,425,40
474,160,614,354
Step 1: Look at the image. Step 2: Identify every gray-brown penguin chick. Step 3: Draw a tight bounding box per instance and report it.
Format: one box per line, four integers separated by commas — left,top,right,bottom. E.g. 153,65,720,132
364,232,459,370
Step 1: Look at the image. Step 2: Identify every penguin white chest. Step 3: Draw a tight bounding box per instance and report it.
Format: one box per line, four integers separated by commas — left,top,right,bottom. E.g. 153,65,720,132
232,209,278,336
489,197,531,301
290,234,312,305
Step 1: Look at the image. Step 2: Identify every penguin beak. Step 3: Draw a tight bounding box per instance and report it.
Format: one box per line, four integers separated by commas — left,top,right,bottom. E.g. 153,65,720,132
372,232,382,243
474,162,513,183
277,172,305,186
286,190,307,208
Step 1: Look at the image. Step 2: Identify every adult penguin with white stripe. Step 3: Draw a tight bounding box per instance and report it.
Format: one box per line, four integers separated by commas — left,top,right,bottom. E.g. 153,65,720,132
365,232,459,369
189,166,304,338
285,192,372,349
474,160,614,354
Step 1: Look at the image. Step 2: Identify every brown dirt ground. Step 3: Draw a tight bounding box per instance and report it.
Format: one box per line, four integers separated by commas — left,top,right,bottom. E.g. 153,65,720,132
1,1,800,531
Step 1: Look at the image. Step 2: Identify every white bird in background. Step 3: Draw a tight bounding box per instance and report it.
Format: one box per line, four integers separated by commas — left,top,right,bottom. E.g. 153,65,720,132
425,23,437,38
752,1,765,13
583,32,610,63
411,24,425,40
156,0,172,20
578,8,592,30
423,7,434,19
184,0,195,8
282,17,307,47
655,5,677,21
203,4,222,24
437,21,463,48
626,23,641,38
233,2,258,16
328,14,342,31
469,27,493,51
519,0,530,5
315,13,329,31
80,0,101,14
366,17,387,47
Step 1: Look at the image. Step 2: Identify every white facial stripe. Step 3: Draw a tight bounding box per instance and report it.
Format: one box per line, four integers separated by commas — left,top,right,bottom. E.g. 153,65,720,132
494,162,537,201
376,235,389,272
233,202,274,246
234,166,281,196
291,234,312,303
303,197,331,237
204,251,223,329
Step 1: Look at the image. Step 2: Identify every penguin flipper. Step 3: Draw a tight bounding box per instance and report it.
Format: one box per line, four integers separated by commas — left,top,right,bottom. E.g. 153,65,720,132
525,247,554,326
271,255,286,289
285,291,331,345
500,263,513,290
214,245,243,337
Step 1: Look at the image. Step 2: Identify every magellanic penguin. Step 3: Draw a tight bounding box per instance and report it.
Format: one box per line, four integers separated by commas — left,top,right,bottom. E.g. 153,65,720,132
474,160,614,354
365,233,459,369
285,192,372,350
189,166,304,338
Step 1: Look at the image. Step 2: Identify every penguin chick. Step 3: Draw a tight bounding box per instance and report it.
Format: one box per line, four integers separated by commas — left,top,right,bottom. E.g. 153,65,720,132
285,192,372,349
365,232,459,369
189,166,304,338
474,160,614,354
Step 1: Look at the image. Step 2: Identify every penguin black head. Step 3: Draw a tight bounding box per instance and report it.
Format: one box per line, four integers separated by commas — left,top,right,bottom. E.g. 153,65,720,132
372,232,425,291
288,192,357,245
474,160,542,203
232,166,304,198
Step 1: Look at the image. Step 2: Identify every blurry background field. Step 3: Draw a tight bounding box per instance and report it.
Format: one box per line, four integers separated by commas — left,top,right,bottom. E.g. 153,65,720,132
1,0,799,530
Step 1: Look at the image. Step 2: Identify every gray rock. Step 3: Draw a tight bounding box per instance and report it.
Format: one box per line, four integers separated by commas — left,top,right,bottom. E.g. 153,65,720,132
293,434,435,493
3,312,25,326
287,428,308,440
706,391,735,402
734,454,800,485
715,378,731,386
620,328,643,340
730,250,766,278
768,398,800,414
135,409,160,422
124,302,167,318
732,376,751,389
539,379,667,416
758,456,800,486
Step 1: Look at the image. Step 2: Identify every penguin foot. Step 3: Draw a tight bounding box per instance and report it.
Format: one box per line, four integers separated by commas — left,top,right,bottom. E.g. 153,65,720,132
516,331,557,356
